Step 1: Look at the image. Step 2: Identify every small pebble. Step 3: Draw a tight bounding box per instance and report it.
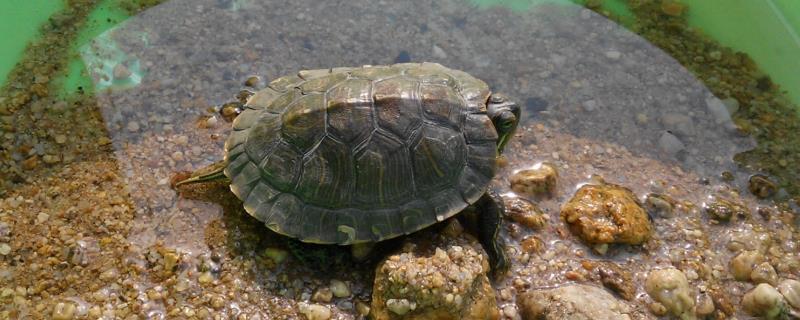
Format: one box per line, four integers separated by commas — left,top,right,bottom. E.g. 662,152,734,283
604,51,621,60
730,250,763,281
635,113,648,124
330,279,351,298
21,156,38,170
503,196,547,229
36,212,49,224
244,76,261,87
355,301,370,316
509,163,558,197
386,298,415,315
644,193,675,218
52,301,76,320
163,251,180,273
658,131,684,156
127,121,140,132
750,262,778,285
198,272,213,284
171,151,184,162
205,116,218,128
742,283,786,318
54,134,67,144
312,288,333,303
777,279,800,309
502,305,517,318
0,243,10,255
42,154,60,164
748,174,777,199
695,293,715,316
175,135,189,146
113,63,132,80
520,236,544,254
300,303,332,320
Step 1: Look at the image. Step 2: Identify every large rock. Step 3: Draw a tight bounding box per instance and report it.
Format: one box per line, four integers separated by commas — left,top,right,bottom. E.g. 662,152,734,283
561,183,652,245
370,225,499,320
517,284,651,320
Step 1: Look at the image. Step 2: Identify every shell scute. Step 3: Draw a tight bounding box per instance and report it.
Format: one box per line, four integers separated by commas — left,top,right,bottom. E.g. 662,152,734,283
373,76,422,140
280,94,326,153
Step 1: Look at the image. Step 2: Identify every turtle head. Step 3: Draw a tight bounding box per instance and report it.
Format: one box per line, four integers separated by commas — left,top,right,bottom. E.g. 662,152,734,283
487,93,520,154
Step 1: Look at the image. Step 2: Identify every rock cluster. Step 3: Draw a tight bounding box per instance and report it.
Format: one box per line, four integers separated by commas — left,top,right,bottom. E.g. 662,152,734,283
371,229,498,320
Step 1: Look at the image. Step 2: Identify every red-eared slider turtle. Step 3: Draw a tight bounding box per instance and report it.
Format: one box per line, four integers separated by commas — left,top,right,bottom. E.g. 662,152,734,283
176,62,520,272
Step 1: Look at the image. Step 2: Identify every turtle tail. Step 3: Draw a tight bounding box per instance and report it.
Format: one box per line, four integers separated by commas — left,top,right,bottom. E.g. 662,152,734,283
174,160,228,187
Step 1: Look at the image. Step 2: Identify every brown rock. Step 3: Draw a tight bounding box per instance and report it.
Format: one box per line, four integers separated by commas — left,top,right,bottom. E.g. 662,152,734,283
371,234,498,320
597,262,635,300
561,183,652,245
520,236,544,254
503,196,547,230
510,163,558,197
21,156,39,170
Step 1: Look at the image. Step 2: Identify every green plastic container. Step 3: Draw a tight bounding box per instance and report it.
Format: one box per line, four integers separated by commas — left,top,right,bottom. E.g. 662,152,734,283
2,0,799,105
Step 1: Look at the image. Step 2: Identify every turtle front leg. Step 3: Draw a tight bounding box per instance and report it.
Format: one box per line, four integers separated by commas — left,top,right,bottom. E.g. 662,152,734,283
476,190,509,277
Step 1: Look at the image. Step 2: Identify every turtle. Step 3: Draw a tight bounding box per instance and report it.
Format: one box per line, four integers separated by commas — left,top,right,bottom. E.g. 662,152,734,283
176,62,520,273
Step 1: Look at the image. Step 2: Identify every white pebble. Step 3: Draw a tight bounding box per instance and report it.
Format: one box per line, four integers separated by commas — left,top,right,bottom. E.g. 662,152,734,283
205,116,218,128
299,303,331,320
0,243,10,255
386,298,415,315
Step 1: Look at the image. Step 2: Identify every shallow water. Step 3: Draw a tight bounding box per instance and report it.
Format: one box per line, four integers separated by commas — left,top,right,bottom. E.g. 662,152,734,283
1,0,799,319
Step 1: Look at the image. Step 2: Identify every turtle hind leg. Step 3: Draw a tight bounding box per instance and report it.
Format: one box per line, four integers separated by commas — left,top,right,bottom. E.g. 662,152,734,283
476,190,509,277
173,160,228,187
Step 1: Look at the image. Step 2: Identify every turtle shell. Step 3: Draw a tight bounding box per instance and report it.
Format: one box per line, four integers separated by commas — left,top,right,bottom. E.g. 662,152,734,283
223,62,498,244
